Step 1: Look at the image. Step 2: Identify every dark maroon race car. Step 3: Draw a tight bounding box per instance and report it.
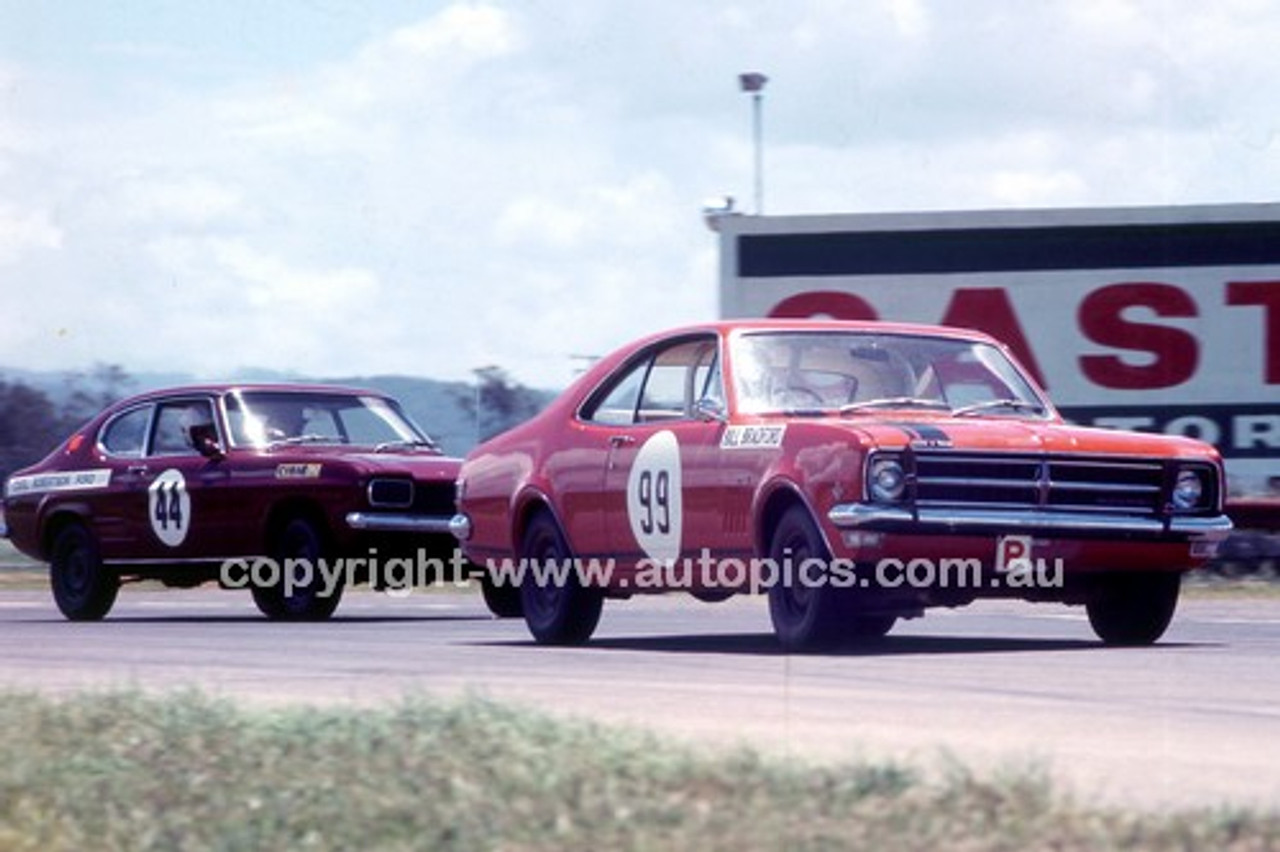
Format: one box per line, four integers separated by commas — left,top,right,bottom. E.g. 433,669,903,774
1,384,471,620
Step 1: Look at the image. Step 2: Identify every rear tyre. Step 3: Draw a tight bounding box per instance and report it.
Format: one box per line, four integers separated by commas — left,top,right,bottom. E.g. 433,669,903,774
50,523,118,621
767,506,846,651
480,574,524,618
1086,572,1181,646
519,513,602,645
251,518,344,621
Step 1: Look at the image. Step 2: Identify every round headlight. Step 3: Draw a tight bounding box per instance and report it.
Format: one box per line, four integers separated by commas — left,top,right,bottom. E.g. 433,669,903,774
1172,468,1203,510
868,457,906,503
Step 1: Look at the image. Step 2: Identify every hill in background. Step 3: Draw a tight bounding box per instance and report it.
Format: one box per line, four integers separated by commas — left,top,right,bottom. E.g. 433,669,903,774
2,365,554,457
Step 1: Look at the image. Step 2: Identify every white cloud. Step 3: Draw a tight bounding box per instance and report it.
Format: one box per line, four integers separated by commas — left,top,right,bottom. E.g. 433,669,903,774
385,5,518,58
113,175,247,227
495,197,586,250
885,0,930,38
4,1,1280,389
0,204,62,264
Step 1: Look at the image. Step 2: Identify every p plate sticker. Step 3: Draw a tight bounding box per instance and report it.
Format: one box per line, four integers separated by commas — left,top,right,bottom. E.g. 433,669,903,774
995,535,1034,574
720,425,786,450
626,429,683,566
149,469,191,547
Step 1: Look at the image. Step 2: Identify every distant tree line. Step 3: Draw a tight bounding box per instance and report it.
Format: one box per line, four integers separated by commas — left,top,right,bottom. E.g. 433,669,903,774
0,364,134,481
453,366,549,442
1,363,546,482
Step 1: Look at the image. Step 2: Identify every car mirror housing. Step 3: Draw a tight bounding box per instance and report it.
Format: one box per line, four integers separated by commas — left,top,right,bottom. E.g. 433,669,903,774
694,397,728,423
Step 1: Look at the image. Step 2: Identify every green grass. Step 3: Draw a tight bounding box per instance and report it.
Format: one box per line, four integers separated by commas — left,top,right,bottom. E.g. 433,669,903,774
1184,565,1280,599
0,691,1276,851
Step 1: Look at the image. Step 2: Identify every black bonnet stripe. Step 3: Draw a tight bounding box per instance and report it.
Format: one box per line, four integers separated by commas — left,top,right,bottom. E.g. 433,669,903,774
889,422,952,447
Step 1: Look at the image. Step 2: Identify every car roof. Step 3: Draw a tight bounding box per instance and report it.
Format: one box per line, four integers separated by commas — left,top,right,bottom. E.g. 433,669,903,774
543,318,1009,416
103,382,390,411
636,318,1003,346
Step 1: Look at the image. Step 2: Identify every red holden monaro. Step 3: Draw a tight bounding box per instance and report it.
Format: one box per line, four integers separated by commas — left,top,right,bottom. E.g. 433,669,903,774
2,384,466,620
452,320,1232,650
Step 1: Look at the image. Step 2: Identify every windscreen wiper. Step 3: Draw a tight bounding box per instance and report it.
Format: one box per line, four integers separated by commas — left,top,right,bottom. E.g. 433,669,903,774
951,398,1046,417
839,397,950,415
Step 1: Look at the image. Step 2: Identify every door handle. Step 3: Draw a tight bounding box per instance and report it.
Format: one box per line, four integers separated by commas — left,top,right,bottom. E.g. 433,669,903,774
608,435,636,448
127,465,150,477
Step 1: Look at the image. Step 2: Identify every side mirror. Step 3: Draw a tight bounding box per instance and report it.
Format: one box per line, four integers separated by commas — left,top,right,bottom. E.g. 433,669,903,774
694,397,728,423
188,424,225,460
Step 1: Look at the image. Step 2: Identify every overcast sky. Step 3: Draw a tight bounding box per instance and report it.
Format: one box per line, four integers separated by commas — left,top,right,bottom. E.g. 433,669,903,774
3,1,1279,389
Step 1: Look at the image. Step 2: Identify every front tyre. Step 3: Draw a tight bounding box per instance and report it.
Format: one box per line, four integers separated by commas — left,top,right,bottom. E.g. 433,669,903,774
1086,572,1181,646
767,506,845,651
50,523,118,621
519,513,602,645
480,573,524,618
847,613,897,640
251,518,344,621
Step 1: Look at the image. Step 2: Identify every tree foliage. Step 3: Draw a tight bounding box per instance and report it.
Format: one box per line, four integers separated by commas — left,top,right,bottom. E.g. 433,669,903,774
453,366,547,442
0,364,135,481
0,382,64,481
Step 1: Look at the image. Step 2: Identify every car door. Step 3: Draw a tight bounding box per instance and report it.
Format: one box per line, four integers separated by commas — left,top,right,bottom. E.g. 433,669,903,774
89,402,156,559
130,396,235,560
595,336,727,582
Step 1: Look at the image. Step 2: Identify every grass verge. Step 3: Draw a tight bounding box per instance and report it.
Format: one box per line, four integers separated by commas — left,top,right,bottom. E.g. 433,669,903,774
0,691,1276,851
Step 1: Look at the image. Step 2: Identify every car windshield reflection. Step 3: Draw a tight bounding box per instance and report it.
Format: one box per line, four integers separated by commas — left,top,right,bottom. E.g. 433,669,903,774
730,331,1049,418
224,391,435,449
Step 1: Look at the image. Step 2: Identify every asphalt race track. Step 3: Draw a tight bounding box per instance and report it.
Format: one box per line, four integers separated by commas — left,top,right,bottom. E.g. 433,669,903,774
2,585,1278,811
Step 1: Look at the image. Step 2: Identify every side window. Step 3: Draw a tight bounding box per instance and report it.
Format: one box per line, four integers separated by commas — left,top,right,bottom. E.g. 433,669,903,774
585,362,648,425
100,406,152,457
150,400,217,456
692,348,723,408
637,338,720,422
580,336,720,425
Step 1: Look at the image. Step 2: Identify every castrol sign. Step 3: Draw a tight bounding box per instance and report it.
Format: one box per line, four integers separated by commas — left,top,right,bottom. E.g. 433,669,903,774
715,203,1280,495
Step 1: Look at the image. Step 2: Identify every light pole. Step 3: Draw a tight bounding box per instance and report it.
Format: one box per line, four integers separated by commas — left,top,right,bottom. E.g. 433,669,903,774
738,71,768,215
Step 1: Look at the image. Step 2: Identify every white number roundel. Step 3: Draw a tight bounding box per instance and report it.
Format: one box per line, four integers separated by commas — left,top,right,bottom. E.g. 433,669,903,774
626,430,683,566
148,469,191,547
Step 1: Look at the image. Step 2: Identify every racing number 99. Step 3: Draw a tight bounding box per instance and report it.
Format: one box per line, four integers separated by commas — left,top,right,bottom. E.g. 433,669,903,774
636,469,670,535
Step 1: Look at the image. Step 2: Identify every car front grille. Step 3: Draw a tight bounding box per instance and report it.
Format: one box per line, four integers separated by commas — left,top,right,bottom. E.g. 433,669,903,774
411,481,457,517
910,453,1167,516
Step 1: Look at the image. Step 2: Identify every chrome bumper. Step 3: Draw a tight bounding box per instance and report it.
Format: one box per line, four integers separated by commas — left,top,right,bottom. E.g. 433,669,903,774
344,512,454,534
448,513,472,542
827,504,1234,540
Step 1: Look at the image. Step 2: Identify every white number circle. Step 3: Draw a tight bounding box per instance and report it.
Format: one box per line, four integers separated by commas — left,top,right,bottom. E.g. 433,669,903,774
148,468,191,547
626,430,683,566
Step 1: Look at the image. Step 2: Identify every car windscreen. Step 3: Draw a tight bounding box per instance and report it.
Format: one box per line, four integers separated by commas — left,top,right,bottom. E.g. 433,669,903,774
730,331,1049,417
224,391,433,448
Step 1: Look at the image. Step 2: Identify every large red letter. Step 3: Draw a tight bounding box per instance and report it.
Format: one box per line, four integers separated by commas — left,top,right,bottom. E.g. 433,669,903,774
768,290,878,320
1078,283,1198,390
1226,280,1280,384
939,288,1047,388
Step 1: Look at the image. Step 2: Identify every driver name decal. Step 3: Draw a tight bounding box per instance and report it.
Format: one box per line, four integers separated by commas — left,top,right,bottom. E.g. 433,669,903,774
4,469,112,498
720,425,786,450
